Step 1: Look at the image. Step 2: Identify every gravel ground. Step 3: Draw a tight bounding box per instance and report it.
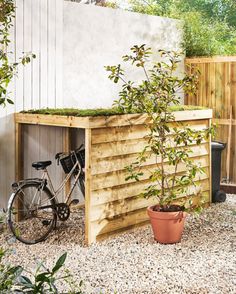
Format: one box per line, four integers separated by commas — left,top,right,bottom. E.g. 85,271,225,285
1,194,236,294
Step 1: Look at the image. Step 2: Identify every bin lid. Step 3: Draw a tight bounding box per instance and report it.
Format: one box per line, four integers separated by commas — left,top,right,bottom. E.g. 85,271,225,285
211,141,226,150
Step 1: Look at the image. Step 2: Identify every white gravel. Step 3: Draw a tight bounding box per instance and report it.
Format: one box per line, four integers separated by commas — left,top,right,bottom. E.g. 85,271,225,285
1,194,236,294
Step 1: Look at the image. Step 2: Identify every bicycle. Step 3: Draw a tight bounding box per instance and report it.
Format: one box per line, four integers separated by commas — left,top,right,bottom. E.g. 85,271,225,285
7,145,85,245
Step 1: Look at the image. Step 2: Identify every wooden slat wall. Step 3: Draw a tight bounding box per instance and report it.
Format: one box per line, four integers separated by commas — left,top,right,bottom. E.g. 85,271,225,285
23,125,65,202
185,57,236,184
87,119,211,243
0,0,64,208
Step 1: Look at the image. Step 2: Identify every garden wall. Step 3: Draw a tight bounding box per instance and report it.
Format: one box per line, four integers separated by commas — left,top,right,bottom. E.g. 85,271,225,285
63,3,183,108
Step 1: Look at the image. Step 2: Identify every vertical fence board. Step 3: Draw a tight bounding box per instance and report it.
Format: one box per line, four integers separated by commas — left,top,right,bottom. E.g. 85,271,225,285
31,0,40,109
39,0,48,107
47,0,56,107
23,0,32,109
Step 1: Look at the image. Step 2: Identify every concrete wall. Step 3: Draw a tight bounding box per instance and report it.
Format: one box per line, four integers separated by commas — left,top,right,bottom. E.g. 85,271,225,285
63,4,183,108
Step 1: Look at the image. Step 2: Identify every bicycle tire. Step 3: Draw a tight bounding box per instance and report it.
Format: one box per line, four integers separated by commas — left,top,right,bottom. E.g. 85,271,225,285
78,172,85,197
8,182,57,245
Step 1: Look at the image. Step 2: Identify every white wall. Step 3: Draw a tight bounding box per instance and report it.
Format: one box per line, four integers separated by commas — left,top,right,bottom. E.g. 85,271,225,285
0,1,183,208
63,4,183,108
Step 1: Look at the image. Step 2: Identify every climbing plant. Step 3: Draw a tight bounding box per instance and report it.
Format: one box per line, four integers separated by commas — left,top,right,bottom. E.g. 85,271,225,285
0,0,35,107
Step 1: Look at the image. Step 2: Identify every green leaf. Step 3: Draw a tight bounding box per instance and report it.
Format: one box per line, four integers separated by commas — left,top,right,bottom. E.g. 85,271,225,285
35,272,50,282
18,275,33,286
7,98,14,104
52,253,67,274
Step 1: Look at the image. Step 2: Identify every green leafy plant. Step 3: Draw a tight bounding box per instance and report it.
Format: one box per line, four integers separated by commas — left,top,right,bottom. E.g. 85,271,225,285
0,249,83,293
128,0,236,57
0,248,23,292
0,0,35,107
106,45,212,212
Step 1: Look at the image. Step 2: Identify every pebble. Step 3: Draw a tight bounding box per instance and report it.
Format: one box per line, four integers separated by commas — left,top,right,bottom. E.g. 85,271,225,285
1,194,236,293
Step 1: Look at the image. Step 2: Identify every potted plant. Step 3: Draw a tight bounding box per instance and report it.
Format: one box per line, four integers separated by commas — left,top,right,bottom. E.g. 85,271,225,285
106,45,212,244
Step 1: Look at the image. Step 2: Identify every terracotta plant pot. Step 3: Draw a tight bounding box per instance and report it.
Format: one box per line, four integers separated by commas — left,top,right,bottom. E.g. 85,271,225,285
147,205,187,244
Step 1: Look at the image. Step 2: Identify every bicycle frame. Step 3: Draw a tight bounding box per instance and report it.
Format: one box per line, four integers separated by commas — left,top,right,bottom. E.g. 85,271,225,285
38,153,83,205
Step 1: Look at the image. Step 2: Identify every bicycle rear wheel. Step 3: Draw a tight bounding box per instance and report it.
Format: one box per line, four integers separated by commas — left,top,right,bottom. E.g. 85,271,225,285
78,172,85,197
8,183,57,244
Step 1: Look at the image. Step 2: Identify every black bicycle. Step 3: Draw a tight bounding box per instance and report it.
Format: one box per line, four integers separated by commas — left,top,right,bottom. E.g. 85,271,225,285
7,145,85,245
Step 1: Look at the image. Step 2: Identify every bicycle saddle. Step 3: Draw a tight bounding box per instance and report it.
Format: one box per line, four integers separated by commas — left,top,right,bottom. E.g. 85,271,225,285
32,161,52,170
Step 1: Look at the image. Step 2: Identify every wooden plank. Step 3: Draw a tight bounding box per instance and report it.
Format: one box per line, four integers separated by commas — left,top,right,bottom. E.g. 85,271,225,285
186,57,236,63
91,136,208,160
92,124,148,144
91,155,209,190
92,191,210,240
89,180,210,222
15,123,23,221
91,207,149,239
96,220,150,242
88,110,213,128
226,106,233,183
91,120,209,145
213,118,236,126
15,123,23,181
15,113,90,128
91,143,210,175
85,128,92,245
90,171,209,206
208,119,212,203
223,62,231,119
14,110,212,129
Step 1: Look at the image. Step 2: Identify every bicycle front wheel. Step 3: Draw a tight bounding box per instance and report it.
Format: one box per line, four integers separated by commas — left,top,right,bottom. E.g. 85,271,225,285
8,183,57,244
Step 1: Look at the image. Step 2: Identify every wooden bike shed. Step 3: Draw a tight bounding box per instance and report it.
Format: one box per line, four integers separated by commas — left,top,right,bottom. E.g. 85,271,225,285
15,109,212,245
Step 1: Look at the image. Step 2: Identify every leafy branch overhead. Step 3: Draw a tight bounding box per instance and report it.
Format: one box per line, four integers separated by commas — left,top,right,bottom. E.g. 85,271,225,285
106,45,213,212
0,0,35,107
128,0,236,57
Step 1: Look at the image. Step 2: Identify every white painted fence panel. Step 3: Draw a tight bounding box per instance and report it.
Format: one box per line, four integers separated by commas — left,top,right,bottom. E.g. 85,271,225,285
0,0,64,207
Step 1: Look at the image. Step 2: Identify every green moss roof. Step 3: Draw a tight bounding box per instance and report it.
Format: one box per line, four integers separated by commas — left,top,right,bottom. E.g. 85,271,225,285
22,105,207,117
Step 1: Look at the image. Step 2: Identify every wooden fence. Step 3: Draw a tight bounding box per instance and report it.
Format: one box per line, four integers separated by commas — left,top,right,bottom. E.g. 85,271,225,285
185,56,236,186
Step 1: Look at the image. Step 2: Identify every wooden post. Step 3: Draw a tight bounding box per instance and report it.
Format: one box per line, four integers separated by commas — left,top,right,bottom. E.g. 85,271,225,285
15,122,23,182
209,119,212,203
85,128,92,245
15,122,23,221
226,105,233,183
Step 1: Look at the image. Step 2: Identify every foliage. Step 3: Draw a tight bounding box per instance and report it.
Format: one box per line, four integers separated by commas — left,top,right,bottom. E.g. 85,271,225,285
106,45,212,211
128,0,236,57
0,248,23,292
0,249,83,293
0,0,35,107
22,105,206,117
0,209,7,232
